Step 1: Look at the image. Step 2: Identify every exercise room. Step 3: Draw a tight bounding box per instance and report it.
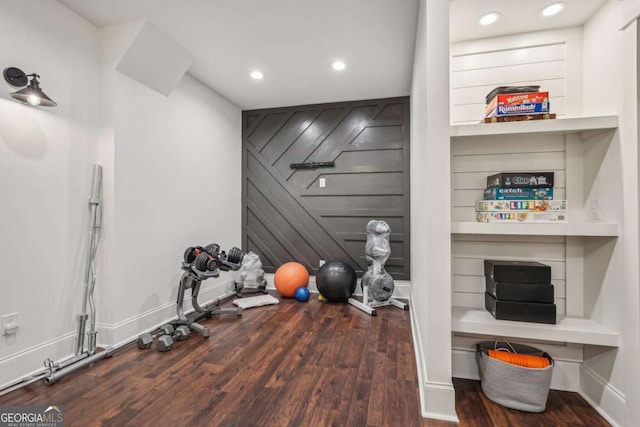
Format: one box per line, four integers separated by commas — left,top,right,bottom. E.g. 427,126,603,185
1,0,639,425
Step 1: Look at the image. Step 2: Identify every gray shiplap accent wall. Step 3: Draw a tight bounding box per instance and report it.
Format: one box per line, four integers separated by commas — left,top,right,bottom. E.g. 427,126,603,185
242,97,410,279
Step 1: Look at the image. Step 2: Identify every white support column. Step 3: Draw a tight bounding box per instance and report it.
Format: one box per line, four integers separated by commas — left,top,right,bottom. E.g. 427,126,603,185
410,0,457,422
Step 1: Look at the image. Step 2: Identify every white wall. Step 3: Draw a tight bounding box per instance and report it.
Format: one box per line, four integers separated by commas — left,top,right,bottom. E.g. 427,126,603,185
582,2,640,425
0,7,242,388
0,1,100,386
96,24,243,345
410,0,457,421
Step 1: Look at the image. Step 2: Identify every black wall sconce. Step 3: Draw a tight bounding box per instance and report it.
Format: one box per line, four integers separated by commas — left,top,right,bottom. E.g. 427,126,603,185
3,67,57,107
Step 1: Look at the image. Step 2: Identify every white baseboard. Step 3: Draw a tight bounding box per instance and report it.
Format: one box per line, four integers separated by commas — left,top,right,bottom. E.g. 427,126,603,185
409,298,459,422
0,333,76,390
579,365,625,427
0,277,236,391
409,297,428,415
452,348,581,391
423,381,459,423
97,276,236,347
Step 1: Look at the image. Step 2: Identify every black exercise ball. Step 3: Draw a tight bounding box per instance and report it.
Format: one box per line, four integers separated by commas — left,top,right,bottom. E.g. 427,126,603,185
316,261,357,302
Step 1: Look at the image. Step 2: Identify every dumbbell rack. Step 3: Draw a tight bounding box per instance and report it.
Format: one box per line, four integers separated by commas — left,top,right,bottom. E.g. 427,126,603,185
137,246,245,352
175,263,242,339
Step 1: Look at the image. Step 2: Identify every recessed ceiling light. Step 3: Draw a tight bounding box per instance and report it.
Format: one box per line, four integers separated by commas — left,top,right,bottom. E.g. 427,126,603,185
250,71,264,80
541,2,566,17
479,12,501,26
332,61,346,71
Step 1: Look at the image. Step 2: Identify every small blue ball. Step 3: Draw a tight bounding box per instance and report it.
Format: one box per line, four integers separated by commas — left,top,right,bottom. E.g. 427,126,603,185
294,287,310,302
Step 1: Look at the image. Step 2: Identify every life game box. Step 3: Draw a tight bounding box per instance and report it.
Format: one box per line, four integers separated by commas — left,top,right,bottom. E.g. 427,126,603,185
476,200,567,212
487,172,554,188
484,187,554,200
476,211,568,223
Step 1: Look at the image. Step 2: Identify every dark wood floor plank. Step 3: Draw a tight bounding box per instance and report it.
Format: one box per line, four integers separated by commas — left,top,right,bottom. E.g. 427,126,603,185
453,375,495,427
346,350,376,426
557,391,612,427
265,365,323,427
264,329,316,388
366,347,390,425
0,293,611,427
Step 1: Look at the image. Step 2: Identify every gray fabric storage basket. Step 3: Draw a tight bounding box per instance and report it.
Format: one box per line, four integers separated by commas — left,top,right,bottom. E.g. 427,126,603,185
476,340,554,412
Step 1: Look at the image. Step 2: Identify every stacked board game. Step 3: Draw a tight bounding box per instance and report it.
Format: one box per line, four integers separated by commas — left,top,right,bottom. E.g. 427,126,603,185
476,172,568,223
484,86,555,123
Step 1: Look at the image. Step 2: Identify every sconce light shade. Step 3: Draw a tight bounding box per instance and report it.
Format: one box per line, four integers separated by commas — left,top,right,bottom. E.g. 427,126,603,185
3,67,57,107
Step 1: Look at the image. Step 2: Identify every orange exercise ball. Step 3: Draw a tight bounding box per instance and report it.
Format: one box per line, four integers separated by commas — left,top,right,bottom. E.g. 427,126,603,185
274,262,309,298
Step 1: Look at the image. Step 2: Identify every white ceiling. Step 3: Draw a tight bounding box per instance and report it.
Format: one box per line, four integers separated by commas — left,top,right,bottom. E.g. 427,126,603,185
450,0,607,43
58,0,420,110
58,0,607,110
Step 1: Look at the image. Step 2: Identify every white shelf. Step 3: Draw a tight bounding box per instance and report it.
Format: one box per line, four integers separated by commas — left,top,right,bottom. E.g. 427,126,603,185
450,115,618,139
451,307,619,347
452,222,619,237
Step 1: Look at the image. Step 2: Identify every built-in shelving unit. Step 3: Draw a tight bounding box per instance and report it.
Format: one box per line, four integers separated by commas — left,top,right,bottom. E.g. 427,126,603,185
451,307,619,347
450,115,619,139
451,222,618,237
450,114,620,350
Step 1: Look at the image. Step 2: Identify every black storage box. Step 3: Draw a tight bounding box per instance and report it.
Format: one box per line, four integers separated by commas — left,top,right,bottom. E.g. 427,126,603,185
485,292,557,324
486,172,554,188
484,260,551,285
485,277,554,303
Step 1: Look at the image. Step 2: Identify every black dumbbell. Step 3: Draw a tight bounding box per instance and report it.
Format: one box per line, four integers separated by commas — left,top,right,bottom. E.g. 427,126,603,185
227,247,244,264
183,246,200,264
155,325,190,352
195,245,220,272
137,324,174,349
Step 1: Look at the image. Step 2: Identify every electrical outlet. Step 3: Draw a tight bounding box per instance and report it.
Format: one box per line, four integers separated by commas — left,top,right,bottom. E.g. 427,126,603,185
319,259,326,268
319,178,326,188
590,198,601,220
2,313,19,335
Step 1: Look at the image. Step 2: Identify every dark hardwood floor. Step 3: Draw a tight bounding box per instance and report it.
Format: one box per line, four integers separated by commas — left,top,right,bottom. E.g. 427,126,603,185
0,294,609,426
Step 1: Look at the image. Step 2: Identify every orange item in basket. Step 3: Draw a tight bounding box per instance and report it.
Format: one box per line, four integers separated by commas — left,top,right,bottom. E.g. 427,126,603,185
488,350,551,368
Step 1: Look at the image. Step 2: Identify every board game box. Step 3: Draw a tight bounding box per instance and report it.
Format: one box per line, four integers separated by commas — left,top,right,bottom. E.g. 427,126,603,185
476,200,567,212
476,211,568,223
487,172,554,188
485,91,549,116
484,187,553,200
